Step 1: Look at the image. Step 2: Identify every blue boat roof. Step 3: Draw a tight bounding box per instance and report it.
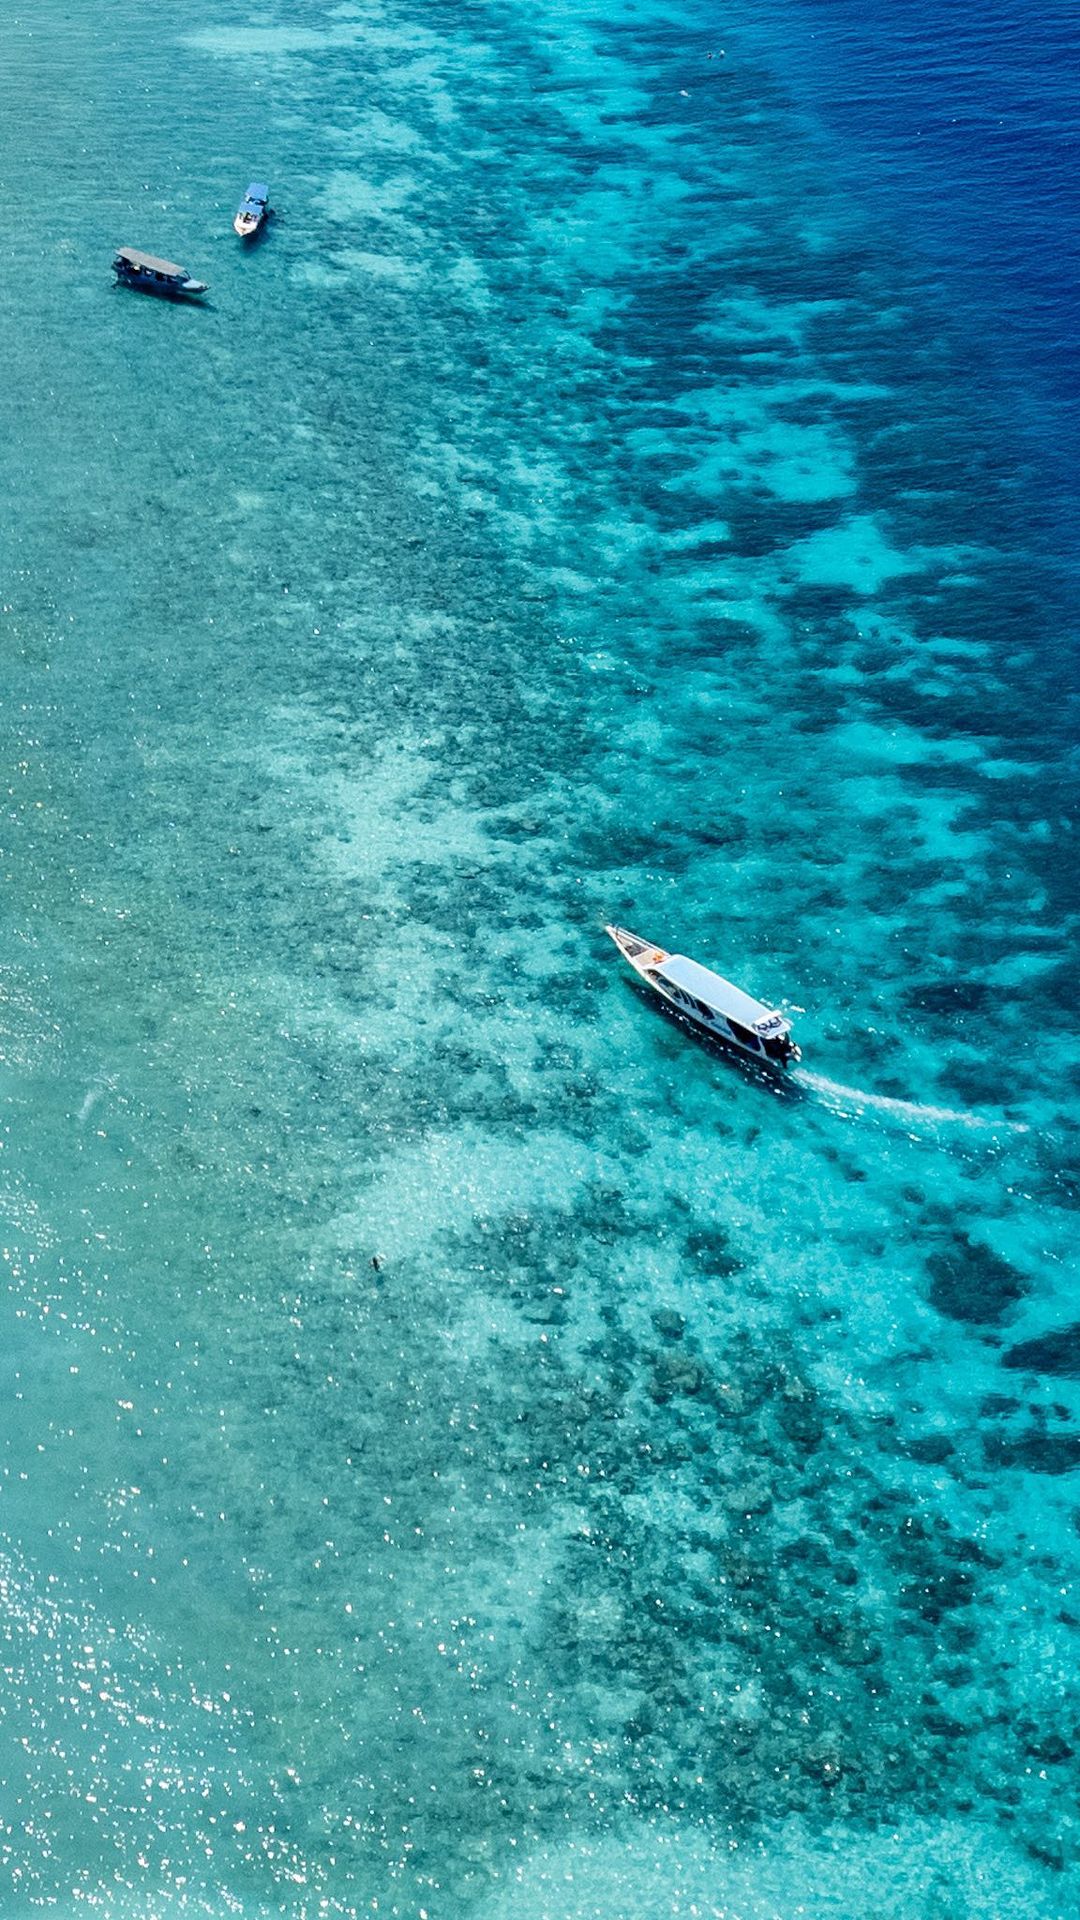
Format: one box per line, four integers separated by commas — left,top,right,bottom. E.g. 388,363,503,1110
243,182,269,202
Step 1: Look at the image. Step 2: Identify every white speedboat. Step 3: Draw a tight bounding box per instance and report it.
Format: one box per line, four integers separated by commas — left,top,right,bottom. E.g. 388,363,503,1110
234,182,270,238
606,924,800,1067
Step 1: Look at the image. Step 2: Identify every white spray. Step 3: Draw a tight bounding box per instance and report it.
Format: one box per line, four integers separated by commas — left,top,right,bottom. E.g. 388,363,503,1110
790,1066,1027,1134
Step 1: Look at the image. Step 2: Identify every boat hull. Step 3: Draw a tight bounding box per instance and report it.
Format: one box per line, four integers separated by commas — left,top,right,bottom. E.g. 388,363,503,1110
113,266,207,298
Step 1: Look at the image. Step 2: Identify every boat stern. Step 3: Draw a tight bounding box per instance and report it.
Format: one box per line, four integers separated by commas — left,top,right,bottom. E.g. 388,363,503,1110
753,1009,800,1067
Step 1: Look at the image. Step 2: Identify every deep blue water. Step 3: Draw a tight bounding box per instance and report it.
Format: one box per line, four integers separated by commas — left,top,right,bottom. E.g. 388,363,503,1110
730,0,1080,540
1,1,1078,1915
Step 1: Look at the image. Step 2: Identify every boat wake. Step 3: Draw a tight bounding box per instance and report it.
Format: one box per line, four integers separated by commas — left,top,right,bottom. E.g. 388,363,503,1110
74,1071,118,1126
791,1068,1028,1134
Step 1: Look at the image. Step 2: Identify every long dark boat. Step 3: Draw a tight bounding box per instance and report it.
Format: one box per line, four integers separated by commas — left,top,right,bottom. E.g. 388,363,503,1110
112,248,208,298
606,923,800,1067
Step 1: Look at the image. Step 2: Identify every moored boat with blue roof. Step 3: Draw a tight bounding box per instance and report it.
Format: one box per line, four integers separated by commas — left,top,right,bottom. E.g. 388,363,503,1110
606,923,800,1067
234,182,270,238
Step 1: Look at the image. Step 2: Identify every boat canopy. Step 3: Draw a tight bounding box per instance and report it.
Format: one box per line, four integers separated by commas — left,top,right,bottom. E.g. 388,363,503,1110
657,955,790,1033
115,247,187,276
242,182,269,204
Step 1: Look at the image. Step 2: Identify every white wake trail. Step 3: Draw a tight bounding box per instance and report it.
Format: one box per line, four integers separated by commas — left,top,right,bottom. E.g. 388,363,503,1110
74,1072,118,1126
791,1068,1027,1134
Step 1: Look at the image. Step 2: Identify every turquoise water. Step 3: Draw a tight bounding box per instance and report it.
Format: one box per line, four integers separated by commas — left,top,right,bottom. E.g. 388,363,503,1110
1,1,1078,1914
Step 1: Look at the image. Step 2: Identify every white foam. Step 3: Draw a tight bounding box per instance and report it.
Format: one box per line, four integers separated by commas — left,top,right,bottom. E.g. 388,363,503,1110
793,1067,1027,1133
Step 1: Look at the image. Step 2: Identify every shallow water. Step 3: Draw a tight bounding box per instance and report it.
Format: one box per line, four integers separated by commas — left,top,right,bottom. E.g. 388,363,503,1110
1,1,1078,1914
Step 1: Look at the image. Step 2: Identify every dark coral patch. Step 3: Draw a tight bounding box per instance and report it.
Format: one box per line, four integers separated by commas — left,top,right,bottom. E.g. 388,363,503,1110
684,1223,743,1278
926,1233,1030,1325
1002,1321,1080,1379
983,1430,1080,1475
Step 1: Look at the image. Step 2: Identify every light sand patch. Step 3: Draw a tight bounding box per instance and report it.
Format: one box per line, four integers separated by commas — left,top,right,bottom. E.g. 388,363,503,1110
383,55,467,124
979,755,1042,780
185,24,366,57
351,107,424,152
317,170,418,221
841,775,991,864
662,519,731,550
676,378,888,418
327,1125,604,1261
684,420,856,504
445,254,491,309
832,720,983,768
785,514,924,594
474,1817,1064,1920
544,568,596,596
289,259,347,288
683,589,789,646
702,291,847,347
331,247,424,285
590,163,695,212
531,199,639,274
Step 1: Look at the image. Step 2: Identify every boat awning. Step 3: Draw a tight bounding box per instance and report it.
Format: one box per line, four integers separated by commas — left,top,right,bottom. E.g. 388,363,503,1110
115,247,187,275
242,183,269,203
658,954,787,1031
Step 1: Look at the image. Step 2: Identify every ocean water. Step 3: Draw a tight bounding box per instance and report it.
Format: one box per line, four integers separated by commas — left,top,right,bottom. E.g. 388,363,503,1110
1,1,1078,1916
727,0,1080,529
